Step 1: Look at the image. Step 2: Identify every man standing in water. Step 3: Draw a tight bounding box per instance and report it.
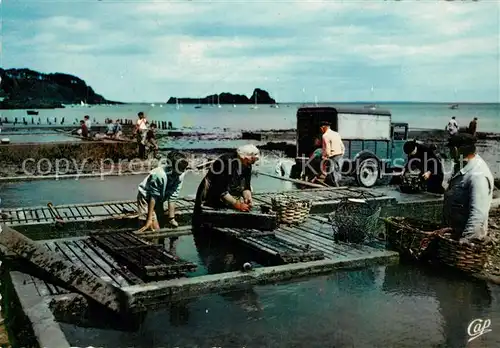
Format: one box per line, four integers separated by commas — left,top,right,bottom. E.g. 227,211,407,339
320,121,345,186
443,133,494,241
193,144,260,229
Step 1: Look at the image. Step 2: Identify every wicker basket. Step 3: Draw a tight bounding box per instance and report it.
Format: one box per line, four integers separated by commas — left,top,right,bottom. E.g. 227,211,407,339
434,236,500,274
329,199,381,244
399,172,426,194
271,194,312,225
383,217,444,260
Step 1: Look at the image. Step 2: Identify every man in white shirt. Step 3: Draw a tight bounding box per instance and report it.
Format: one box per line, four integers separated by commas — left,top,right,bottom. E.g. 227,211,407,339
320,121,345,186
84,115,91,130
135,112,149,158
446,116,458,136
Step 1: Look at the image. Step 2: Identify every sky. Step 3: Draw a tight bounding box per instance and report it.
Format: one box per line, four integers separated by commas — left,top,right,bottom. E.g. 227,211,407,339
2,0,499,103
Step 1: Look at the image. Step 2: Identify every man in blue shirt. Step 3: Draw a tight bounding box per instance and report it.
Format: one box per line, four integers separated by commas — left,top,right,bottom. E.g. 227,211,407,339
443,133,494,241
113,119,123,138
137,151,189,232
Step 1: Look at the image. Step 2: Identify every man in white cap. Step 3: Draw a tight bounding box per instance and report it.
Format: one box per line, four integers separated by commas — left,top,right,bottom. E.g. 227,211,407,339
193,144,260,227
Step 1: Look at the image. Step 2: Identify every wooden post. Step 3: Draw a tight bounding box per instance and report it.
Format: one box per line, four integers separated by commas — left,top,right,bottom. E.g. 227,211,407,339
253,170,327,189
0,224,130,313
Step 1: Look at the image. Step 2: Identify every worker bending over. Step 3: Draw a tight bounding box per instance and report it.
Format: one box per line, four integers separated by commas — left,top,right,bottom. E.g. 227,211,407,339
193,144,260,228
137,151,188,232
402,140,444,194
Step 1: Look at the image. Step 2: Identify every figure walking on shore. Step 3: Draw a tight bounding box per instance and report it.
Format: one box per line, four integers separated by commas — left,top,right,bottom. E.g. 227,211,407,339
135,112,148,159
145,123,159,158
467,117,478,137
446,116,458,136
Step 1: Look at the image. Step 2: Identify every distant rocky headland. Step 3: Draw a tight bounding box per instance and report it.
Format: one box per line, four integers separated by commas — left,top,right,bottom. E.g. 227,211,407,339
167,88,276,105
0,68,122,109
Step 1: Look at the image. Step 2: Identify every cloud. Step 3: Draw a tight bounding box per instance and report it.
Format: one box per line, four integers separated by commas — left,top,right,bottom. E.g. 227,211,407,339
2,0,499,102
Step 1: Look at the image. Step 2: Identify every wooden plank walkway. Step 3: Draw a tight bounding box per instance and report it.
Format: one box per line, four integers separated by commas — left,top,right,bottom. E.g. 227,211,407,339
0,198,195,226
27,237,143,297
212,214,388,264
91,232,197,280
0,187,387,227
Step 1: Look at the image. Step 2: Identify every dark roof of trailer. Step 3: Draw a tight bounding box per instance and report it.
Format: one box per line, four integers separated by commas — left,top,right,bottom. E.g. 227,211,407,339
297,106,391,116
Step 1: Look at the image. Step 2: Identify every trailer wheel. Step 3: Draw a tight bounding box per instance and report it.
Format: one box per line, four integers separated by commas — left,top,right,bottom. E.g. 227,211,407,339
356,157,380,188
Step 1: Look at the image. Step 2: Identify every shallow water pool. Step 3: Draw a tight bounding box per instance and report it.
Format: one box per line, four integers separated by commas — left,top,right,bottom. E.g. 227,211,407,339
3,166,499,347
60,263,500,347
0,166,295,208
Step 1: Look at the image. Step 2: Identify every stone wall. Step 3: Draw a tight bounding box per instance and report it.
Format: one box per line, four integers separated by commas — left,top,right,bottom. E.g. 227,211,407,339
0,141,138,176
380,199,444,223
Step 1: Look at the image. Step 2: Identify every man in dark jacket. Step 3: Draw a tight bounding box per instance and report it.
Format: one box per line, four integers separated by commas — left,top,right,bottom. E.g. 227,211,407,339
193,144,259,228
468,117,478,136
402,140,444,194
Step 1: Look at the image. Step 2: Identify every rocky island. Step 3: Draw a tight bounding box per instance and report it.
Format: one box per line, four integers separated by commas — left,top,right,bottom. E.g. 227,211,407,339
0,68,122,109
167,88,276,105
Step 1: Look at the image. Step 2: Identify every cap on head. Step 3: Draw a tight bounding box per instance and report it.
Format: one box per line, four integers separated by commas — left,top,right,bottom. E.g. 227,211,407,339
167,151,189,173
447,133,477,148
237,144,260,159
403,140,417,155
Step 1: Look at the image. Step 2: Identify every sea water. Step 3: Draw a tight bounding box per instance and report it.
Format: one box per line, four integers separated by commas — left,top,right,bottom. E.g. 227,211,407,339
60,264,500,347
1,102,499,132
1,154,500,347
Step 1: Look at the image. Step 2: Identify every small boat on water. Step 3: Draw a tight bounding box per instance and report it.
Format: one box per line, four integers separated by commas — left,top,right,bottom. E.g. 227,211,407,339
251,94,259,109
26,110,39,115
449,104,459,109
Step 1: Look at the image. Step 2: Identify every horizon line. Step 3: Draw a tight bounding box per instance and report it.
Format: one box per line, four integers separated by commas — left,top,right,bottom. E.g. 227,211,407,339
126,100,500,105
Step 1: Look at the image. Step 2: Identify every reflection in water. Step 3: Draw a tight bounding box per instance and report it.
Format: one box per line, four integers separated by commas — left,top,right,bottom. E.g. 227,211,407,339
169,300,190,326
383,262,494,347
192,228,263,274
192,229,263,313
61,263,500,348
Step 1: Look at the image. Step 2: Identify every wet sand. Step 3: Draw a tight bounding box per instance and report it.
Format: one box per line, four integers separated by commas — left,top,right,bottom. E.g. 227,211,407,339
0,128,498,182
